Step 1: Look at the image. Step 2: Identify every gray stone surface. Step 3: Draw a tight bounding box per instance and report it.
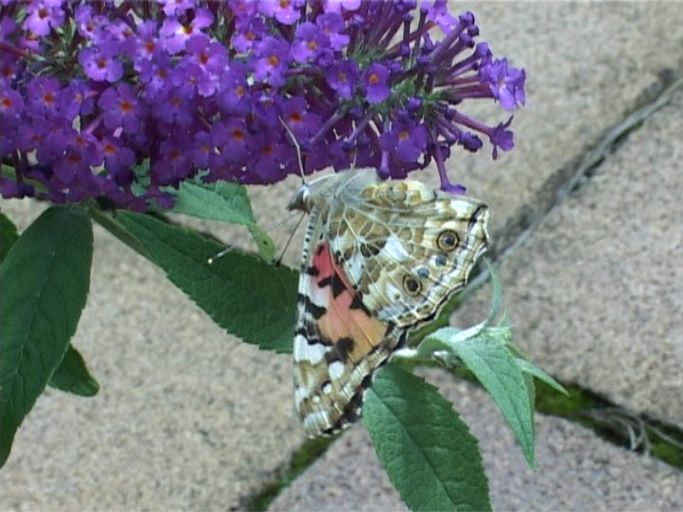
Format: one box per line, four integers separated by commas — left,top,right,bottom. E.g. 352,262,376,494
270,378,683,511
2,1,683,510
0,201,306,510
458,85,683,426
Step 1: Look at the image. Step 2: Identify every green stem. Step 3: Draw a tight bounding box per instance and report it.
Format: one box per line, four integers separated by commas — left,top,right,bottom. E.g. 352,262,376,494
88,207,152,261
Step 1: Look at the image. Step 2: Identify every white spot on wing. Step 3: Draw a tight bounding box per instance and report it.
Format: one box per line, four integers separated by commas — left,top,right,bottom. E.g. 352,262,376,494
304,410,330,434
380,235,410,261
329,361,345,380
308,286,327,306
346,251,364,283
293,334,327,364
294,386,307,407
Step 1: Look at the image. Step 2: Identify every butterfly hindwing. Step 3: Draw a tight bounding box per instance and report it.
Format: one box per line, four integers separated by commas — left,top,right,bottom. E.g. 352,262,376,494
327,178,489,328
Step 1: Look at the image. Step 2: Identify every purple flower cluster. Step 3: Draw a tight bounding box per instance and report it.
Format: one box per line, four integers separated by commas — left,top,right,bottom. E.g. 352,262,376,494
0,0,525,209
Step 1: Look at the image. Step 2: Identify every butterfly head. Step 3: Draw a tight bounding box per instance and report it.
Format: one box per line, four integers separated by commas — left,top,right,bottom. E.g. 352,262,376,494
287,182,312,213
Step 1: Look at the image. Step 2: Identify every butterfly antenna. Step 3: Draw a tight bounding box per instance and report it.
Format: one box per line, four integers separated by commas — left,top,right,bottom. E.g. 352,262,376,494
274,212,305,266
279,116,306,184
207,214,299,264
207,246,231,265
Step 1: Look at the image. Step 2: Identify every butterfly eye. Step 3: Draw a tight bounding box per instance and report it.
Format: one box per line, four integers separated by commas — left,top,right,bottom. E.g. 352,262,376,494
436,230,460,252
402,274,423,296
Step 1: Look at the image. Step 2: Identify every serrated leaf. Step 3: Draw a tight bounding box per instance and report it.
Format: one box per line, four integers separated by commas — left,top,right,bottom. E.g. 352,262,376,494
364,365,491,512
49,345,99,397
516,357,568,396
429,327,536,467
173,180,256,225
172,180,276,262
521,369,536,447
115,211,297,352
0,212,19,264
0,206,93,468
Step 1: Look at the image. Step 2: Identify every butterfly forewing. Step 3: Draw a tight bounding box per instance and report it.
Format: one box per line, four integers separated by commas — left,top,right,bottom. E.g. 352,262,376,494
293,204,405,436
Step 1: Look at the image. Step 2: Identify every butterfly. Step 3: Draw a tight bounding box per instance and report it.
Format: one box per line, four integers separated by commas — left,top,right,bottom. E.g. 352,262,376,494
287,168,489,437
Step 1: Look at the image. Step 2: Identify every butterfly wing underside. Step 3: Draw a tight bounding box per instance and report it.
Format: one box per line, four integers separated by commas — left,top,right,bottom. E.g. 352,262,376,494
329,179,489,328
293,204,405,436
292,171,489,437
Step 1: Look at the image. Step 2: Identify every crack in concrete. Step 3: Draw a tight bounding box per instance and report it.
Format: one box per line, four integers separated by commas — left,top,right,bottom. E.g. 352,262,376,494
493,73,683,264
466,72,683,294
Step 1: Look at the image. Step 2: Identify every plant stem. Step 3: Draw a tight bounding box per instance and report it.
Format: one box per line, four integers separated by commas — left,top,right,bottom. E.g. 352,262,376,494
88,207,152,261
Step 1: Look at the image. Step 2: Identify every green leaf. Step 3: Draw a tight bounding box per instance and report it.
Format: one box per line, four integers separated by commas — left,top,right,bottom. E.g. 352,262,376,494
521,369,536,448
247,223,277,263
173,180,256,225
0,206,93,468
172,180,276,262
516,358,568,396
48,345,99,397
115,211,297,352
0,212,19,264
364,365,491,512
428,326,536,467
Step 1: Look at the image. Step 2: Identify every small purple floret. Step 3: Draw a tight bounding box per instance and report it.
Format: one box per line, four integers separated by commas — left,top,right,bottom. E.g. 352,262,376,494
364,63,391,104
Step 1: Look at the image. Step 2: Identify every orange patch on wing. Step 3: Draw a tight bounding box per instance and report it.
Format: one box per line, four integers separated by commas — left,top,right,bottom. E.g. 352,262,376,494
312,244,387,363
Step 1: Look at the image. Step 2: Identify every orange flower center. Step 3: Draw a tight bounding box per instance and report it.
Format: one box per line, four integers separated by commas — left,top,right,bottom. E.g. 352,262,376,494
119,101,133,113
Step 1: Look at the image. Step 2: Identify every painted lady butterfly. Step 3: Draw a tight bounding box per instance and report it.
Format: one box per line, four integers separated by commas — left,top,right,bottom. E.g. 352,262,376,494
287,169,489,437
